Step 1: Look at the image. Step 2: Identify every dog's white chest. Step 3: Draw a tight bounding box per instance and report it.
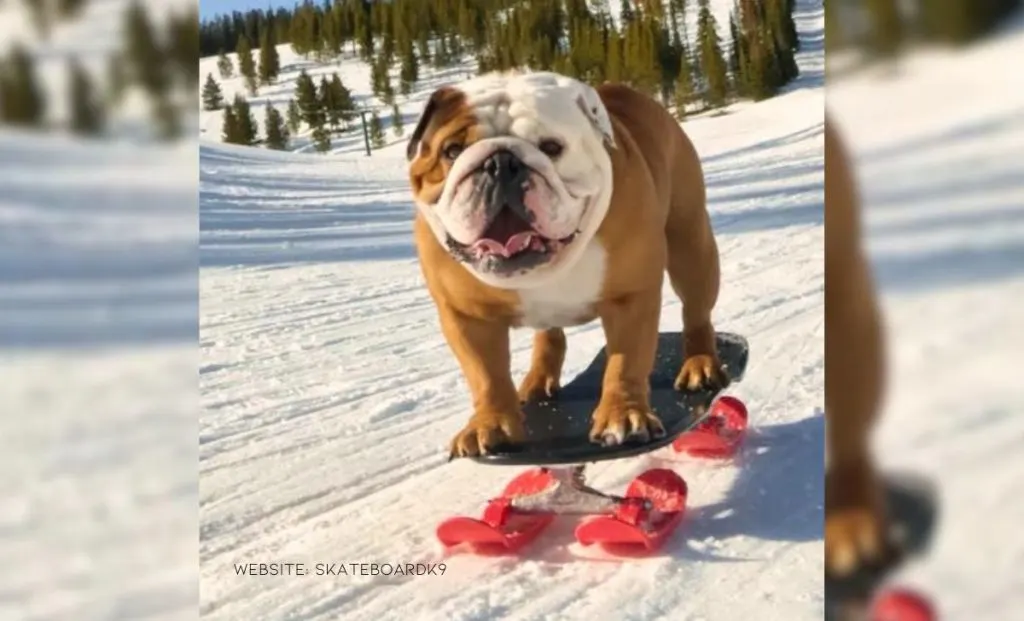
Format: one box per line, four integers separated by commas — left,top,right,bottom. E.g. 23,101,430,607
516,241,607,329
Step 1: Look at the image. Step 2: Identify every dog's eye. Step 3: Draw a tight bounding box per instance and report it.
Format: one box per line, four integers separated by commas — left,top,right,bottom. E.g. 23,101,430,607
442,143,464,161
538,139,564,159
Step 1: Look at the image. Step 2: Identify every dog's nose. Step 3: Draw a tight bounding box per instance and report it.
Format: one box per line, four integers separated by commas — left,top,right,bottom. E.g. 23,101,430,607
482,150,527,185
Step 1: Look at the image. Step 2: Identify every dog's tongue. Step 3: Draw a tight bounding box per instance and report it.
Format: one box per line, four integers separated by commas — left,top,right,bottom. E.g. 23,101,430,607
472,232,534,257
471,208,535,257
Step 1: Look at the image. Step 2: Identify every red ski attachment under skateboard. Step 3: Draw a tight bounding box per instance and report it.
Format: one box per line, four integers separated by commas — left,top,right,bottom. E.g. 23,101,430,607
870,588,936,621
672,395,748,458
436,468,556,552
574,468,688,552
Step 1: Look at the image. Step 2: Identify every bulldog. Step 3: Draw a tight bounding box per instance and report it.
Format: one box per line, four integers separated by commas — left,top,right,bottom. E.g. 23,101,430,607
405,70,729,459
824,117,889,576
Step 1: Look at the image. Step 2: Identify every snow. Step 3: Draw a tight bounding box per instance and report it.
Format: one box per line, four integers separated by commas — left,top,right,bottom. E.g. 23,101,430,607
1,0,197,620
0,136,198,618
198,1,827,619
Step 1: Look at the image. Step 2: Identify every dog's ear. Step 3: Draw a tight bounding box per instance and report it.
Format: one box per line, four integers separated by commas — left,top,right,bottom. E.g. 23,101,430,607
407,86,457,162
575,84,615,149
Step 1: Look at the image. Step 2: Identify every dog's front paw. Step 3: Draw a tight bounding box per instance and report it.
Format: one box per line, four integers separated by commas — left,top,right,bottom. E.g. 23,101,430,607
825,463,889,577
674,354,730,392
825,507,888,577
589,400,666,446
448,409,526,459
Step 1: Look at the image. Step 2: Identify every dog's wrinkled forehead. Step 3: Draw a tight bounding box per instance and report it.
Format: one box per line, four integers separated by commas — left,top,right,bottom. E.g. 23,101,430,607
459,71,616,147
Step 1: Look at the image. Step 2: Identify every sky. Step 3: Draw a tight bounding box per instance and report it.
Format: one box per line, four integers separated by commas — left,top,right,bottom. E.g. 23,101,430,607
200,0,296,20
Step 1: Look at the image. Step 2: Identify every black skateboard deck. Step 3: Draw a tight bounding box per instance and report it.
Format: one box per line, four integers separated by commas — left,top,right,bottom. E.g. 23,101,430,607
825,473,939,620
470,331,749,466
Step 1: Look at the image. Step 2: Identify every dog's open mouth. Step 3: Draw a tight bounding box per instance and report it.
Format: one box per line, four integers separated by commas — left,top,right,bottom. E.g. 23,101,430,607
445,206,576,273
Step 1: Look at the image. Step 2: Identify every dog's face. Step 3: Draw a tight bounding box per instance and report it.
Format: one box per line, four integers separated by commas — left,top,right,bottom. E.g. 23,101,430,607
407,71,616,289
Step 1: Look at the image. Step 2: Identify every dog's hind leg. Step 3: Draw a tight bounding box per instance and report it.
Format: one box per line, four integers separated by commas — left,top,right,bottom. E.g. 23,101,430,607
518,328,566,403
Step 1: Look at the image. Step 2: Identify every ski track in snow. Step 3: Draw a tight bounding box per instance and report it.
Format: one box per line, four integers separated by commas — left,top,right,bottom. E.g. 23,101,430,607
199,2,826,619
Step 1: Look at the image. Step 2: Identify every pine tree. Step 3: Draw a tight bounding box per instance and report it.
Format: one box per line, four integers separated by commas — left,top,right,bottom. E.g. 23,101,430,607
391,103,403,137
864,0,904,57
918,0,1022,44
734,0,772,100
264,102,289,150
167,7,199,94
398,42,419,96
258,23,281,85
289,3,313,56
318,74,339,129
369,109,385,149
371,53,395,105
696,0,730,108
329,73,355,127
764,0,799,82
217,50,233,79
728,9,743,78
202,73,224,111
416,30,431,65
312,123,332,152
0,44,46,127
781,0,800,51
124,0,179,138
606,30,624,82
322,3,343,59
232,93,258,145
124,0,168,96
106,52,128,108
221,103,239,143
58,0,88,19
825,0,844,52
619,0,635,25
236,33,258,95
68,59,105,135
286,98,301,134
152,98,181,140
124,1,172,103
24,0,51,39
353,0,374,60
294,70,320,125
673,48,695,120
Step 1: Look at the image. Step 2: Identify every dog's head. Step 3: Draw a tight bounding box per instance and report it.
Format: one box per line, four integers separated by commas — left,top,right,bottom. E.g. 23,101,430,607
406,70,616,289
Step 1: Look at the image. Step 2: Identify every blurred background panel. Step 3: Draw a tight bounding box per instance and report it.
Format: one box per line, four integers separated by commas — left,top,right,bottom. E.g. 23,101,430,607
827,0,1024,617
0,0,198,620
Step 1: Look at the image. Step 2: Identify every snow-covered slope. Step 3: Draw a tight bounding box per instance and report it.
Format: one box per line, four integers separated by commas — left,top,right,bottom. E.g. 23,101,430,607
1,1,198,620
198,0,823,154
1,130,197,621
199,2,826,620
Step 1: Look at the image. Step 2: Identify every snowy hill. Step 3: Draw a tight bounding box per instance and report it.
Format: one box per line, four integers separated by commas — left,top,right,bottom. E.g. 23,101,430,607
198,1,827,619
198,0,823,153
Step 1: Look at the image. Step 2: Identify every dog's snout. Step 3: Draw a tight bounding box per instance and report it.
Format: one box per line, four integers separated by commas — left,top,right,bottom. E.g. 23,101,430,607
482,150,527,184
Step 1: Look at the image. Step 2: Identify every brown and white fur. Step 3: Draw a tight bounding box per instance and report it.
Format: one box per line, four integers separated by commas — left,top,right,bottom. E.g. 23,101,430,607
406,70,729,459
